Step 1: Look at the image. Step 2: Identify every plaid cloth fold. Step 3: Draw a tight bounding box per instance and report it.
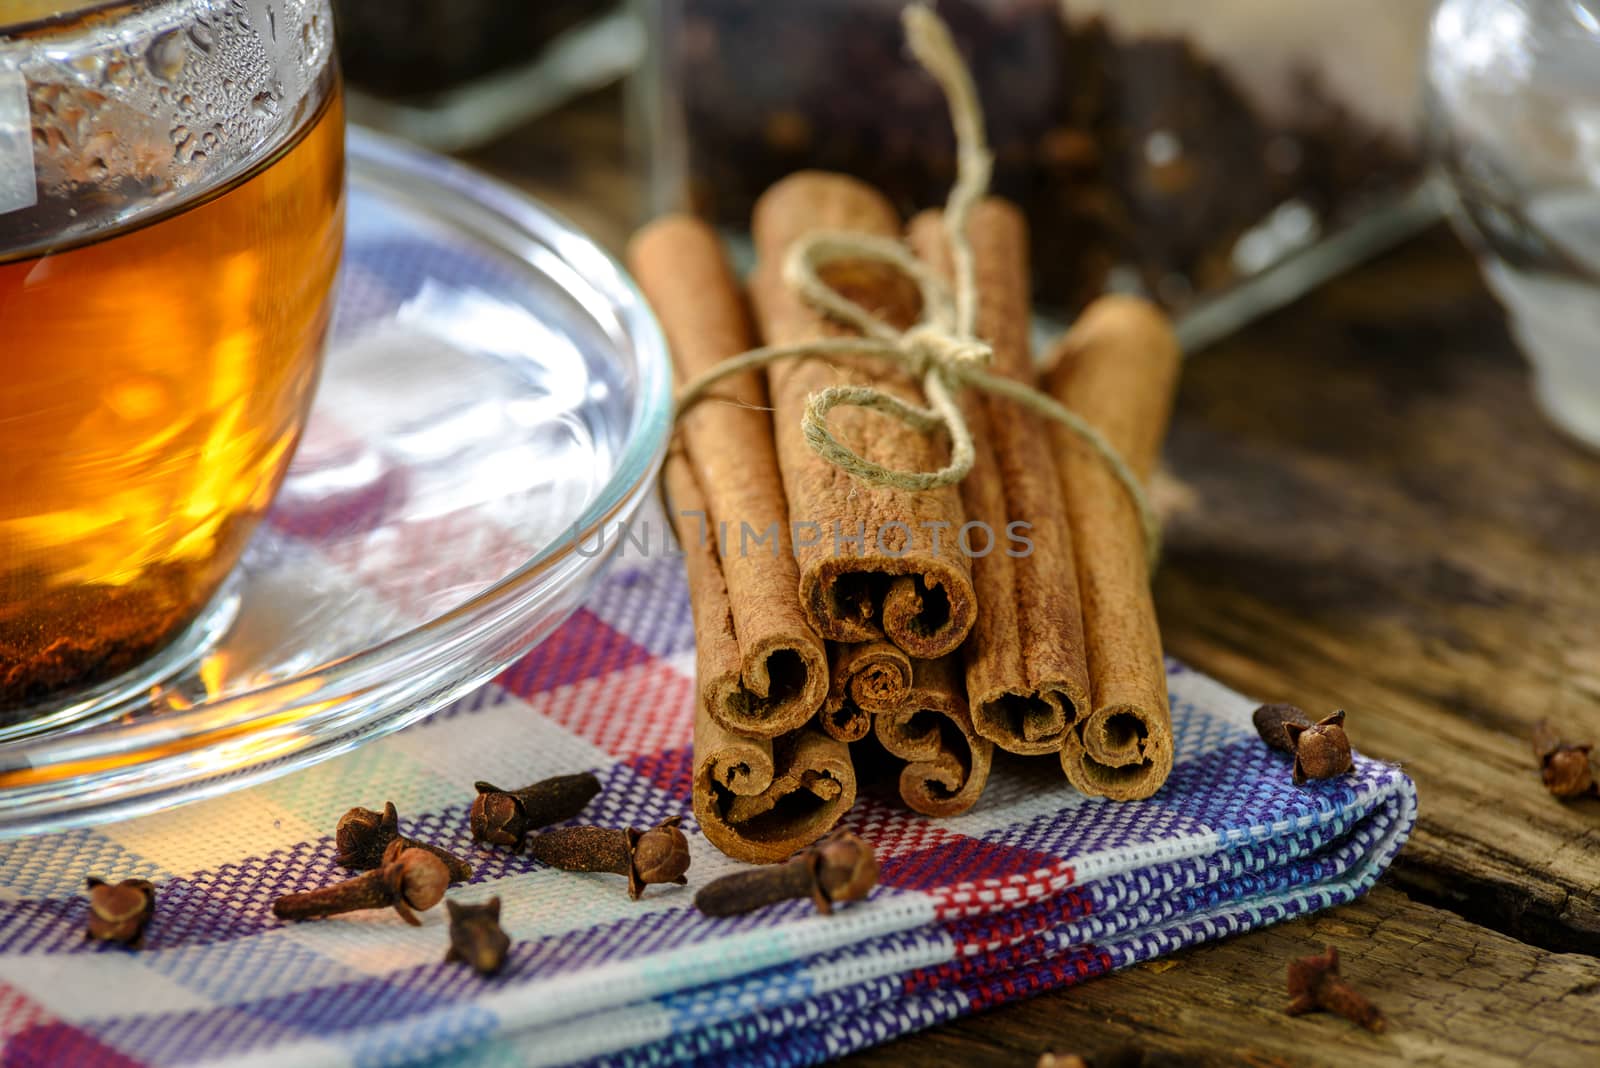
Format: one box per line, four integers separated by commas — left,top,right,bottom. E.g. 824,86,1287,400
0,552,1414,1068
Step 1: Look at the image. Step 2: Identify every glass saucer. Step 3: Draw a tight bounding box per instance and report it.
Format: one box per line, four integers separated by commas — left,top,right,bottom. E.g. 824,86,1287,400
0,128,671,838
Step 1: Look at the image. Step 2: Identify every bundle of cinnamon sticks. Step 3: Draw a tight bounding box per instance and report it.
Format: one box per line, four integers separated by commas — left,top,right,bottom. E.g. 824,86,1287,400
629,173,1180,864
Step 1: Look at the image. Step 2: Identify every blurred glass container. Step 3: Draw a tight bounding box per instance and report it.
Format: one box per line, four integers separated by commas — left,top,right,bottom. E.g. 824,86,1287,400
638,0,1441,348
1427,0,1600,449
334,0,642,151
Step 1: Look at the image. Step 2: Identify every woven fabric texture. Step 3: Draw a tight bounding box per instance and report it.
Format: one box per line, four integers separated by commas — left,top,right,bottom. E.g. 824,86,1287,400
0,548,1415,1068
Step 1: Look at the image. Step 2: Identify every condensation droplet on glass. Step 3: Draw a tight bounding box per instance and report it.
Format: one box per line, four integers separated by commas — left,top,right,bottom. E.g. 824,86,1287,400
189,22,216,54
251,92,279,118
59,89,104,126
86,129,117,155
104,59,133,89
146,29,188,83
172,124,190,144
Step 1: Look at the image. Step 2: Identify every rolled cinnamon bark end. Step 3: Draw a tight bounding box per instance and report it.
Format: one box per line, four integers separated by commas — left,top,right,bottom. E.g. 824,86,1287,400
663,450,827,739
633,217,828,737
1043,295,1182,800
875,658,994,818
820,641,913,742
750,172,977,660
693,717,857,864
907,201,1090,755
1059,704,1175,800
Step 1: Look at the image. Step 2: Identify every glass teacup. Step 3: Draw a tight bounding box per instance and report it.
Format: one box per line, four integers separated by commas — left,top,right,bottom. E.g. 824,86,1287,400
0,1,344,729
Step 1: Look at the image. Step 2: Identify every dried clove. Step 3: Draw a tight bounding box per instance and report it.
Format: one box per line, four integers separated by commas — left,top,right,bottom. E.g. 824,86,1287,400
335,801,473,882
527,817,691,900
470,772,602,851
274,839,449,926
445,897,511,976
1285,945,1384,1032
84,877,155,948
1252,704,1353,784
1531,719,1597,799
695,830,879,917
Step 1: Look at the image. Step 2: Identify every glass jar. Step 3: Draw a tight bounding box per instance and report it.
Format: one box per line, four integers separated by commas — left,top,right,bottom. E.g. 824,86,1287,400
638,0,1439,346
333,0,643,151
1427,0,1600,449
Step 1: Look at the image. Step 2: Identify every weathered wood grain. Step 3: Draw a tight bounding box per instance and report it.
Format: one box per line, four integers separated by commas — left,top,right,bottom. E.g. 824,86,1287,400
1155,232,1600,954
846,886,1600,1067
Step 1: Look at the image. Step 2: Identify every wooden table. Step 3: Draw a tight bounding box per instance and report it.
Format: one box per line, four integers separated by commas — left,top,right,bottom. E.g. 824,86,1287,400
468,93,1600,1068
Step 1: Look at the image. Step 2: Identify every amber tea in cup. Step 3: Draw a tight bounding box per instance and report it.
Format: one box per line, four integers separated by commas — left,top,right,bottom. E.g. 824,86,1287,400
0,1,344,725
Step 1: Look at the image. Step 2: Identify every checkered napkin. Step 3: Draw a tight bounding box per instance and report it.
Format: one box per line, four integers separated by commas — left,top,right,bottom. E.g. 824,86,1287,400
0,551,1414,1068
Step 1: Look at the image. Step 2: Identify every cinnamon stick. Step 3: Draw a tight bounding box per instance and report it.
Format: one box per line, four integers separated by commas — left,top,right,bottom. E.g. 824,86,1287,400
665,446,856,863
693,715,857,864
630,216,827,737
693,716,856,864
1043,296,1182,800
750,172,977,660
874,657,994,818
819,640,913,743
907,199,1090,756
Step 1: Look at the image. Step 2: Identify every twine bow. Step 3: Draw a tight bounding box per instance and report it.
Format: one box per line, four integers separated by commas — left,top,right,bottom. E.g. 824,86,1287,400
673,3,1160,565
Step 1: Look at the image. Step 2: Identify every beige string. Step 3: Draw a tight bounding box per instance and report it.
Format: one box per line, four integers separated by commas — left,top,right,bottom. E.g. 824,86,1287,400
673,2,1161,566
